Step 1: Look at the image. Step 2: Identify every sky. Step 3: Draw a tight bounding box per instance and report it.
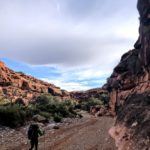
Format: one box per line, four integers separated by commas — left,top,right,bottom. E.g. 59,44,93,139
0,0,139,91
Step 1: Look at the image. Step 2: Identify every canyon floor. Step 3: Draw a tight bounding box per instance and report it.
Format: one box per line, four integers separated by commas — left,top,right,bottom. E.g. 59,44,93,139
0,113,116,150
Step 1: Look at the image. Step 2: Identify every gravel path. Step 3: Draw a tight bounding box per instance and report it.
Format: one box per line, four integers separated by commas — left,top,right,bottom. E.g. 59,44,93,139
0,115,116,150
46,117,116,150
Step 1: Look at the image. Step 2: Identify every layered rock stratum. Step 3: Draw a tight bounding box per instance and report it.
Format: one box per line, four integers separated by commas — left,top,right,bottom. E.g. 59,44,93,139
0,61,70,105
106,0,150,149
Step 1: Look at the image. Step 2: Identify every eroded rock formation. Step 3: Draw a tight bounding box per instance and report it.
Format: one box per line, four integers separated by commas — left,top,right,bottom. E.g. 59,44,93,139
0,61,70,105
106,0,150,149
70,88,108,101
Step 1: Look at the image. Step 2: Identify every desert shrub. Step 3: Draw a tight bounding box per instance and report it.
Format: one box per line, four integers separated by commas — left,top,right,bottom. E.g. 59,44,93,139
56,104,70,117
0,104,27,128
78,97,104,112
0,96,10,105
68,106,77,116
62,100,73,107
46,104,57,113
74,104,82,109
35,95,76,119
0,94,78,127
36,94,54,105
53,114,62,123
39,111,51,119
0,103,43,128
26,104,39,118
100,94,110,106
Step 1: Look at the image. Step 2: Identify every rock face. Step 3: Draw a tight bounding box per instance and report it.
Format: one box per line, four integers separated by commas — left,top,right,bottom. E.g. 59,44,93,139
0,61,70,104
106,0,150,149
70,88,108,101
71,88,110,116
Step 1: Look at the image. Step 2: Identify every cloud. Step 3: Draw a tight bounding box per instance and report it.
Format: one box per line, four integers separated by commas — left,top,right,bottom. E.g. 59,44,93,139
0,0,139,90
40,65,113,91
3,57,112,91
41,78,92,91
0,0,138,67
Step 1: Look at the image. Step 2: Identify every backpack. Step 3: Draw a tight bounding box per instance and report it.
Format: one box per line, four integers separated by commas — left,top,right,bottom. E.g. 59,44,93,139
28,124,43,139
28,125,34,140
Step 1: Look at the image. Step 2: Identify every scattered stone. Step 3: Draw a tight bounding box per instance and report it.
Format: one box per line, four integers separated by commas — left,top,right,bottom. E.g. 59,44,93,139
53,126,60,130
33,114,47,123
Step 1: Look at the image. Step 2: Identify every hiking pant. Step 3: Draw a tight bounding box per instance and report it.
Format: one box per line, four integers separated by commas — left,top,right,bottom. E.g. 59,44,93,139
29,138,38,150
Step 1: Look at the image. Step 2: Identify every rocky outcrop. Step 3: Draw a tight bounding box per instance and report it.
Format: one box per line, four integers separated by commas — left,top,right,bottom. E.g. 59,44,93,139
109,92,150,150
70,88,108,101
106,0,150,149
71,88,110,116
0,61,70,104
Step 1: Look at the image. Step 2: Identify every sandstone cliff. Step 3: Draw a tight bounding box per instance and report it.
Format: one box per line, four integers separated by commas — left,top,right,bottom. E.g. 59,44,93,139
0,61,70,105
106,0,150,149
70,88,108,101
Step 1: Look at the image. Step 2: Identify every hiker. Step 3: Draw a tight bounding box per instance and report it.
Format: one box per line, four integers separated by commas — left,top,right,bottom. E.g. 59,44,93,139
28,124,44,150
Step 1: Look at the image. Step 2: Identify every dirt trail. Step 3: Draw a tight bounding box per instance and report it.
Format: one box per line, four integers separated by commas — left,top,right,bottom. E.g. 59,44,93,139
2,116,116,150
45,117,116,150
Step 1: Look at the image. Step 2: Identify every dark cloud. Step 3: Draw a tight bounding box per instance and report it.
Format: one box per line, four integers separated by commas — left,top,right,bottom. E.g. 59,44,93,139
0,33,133,66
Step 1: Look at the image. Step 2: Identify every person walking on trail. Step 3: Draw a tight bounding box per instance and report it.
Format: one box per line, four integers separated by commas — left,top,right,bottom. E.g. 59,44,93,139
28,124,44,150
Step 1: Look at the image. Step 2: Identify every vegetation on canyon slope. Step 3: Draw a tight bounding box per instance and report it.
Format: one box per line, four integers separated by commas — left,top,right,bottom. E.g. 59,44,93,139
75,93,109,112
0,93,109,128
0,94,77,128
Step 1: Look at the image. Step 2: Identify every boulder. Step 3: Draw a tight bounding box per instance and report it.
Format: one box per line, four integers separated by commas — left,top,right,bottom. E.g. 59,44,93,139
32,115,48,123
48,87,62,96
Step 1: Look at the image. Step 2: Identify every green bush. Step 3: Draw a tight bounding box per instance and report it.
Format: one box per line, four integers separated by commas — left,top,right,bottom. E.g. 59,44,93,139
39,111,51,119
0,94,78,128
78,97,104,112
96,93,110,106
53,114,62,123
0,105,27,128
26,104,39,117
36,94,54,105
35,95,76,118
